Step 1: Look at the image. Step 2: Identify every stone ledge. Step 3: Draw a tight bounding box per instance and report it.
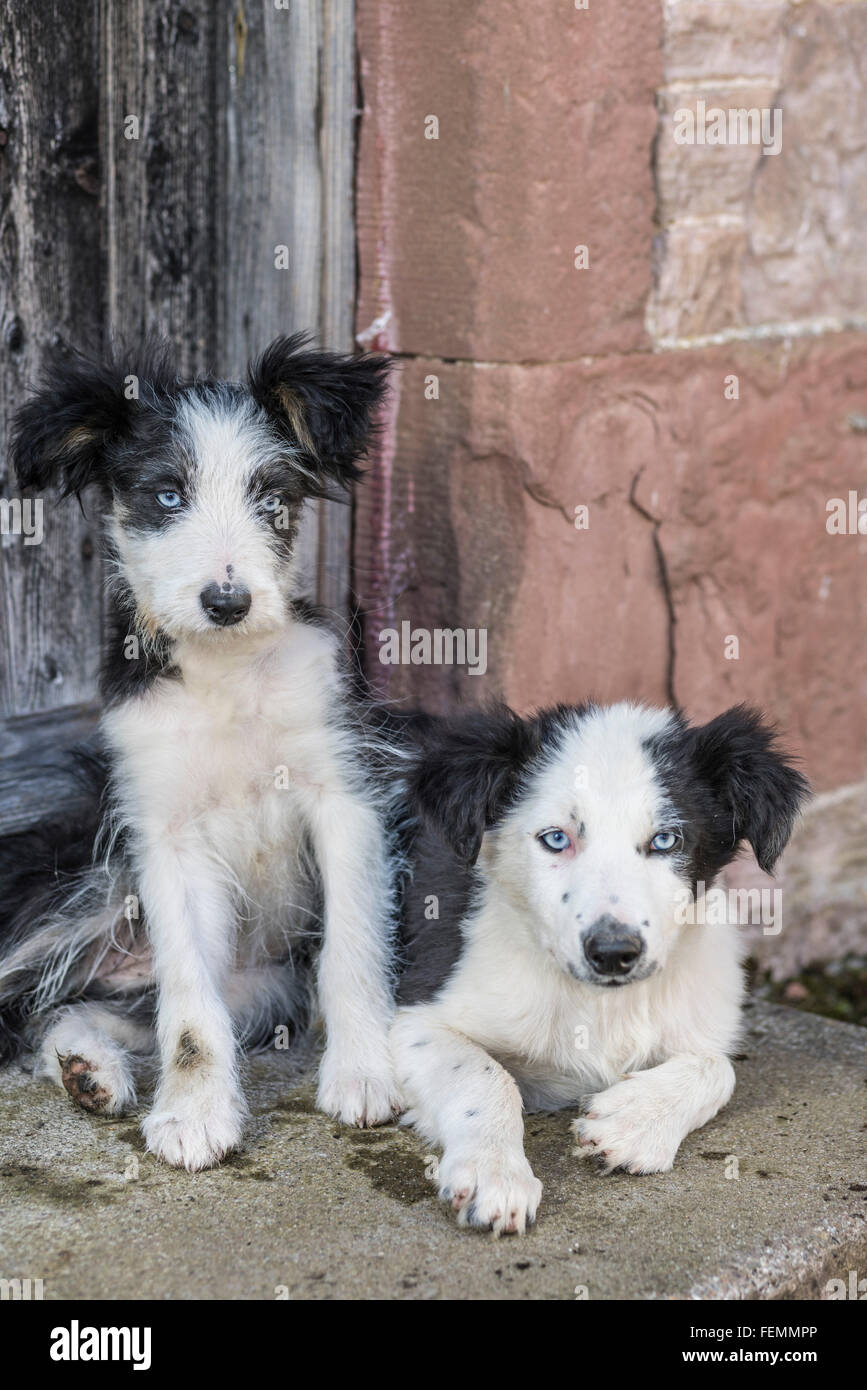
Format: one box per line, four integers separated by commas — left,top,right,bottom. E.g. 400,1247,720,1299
0,1002,863,1300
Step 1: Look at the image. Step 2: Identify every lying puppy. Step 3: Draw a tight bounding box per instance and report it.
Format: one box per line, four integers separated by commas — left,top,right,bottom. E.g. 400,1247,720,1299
1,335,401,1169
394,701,808,1234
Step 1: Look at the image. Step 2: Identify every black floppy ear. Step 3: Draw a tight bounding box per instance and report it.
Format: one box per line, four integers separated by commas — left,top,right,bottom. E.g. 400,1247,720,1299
690,705,810,874
408,707,539,865
10,341,172,499
247,333,392,493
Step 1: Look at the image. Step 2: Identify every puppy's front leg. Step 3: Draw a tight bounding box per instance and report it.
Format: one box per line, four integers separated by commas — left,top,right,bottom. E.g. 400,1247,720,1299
392,1009,542,1235
573,1052,736,1174
306,793,399,1127
138,838,244,1171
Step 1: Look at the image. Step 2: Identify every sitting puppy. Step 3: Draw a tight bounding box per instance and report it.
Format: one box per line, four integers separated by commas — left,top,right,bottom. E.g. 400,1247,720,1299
1,335,400,1169
393,701,808,1234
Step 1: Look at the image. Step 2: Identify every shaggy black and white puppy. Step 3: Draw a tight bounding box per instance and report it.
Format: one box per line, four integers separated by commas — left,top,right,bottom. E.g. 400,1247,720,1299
1,335,402,1170
394,701,809,1234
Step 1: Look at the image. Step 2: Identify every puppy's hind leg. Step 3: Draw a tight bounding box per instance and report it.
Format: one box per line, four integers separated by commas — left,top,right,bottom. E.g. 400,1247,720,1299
392,1007,542,1236
36,1001,153,1116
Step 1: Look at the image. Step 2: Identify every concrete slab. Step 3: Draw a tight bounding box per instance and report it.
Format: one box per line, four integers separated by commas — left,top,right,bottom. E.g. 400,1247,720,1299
0,1002,863,1301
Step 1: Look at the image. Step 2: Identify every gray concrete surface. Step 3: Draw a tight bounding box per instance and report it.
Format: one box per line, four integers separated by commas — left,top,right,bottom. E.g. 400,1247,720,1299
0,1001,864,1300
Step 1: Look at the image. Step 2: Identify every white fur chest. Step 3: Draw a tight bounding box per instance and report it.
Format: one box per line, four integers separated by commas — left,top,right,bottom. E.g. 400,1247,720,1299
102,621,344,906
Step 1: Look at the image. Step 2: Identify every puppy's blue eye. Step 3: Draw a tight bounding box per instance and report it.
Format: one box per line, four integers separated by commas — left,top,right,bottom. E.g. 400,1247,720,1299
262,495,281,513
156,490,182,510
538,828,571,853
650,830,680,853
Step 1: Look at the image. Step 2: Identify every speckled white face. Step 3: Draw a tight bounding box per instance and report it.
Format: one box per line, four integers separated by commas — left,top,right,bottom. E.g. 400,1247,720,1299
108,394,309,641
489,704,691,986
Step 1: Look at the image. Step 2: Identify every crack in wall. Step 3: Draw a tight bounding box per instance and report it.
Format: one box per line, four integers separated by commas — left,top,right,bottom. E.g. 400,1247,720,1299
630,468,677,707
519,468,574,526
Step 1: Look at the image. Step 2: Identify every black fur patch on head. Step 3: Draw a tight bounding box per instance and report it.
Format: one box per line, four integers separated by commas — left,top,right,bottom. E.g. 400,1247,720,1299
408,706,537,865
247,332,392,494
11,338,178,499
100,411,195,535
11,342,188,704
648,704,810,881
407,703,583,865
244,462,305,558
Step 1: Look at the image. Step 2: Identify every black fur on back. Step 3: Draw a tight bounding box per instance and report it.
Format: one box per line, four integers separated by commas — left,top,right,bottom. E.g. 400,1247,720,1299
396,823,477,1006
0,746,114,1062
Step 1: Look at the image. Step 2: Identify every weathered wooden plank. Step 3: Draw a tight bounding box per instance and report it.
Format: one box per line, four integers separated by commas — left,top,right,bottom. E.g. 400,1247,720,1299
216,0,325,596
217,0,323,367
318,0,357,614
101,0,220,373
0,1,105,719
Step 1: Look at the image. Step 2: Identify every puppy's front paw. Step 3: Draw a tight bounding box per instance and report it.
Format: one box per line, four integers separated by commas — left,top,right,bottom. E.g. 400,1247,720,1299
58,1052,135,1117
142,1086,244,1171
317,1048,402,1128
572,1074,682,1174
437,1149,542,1236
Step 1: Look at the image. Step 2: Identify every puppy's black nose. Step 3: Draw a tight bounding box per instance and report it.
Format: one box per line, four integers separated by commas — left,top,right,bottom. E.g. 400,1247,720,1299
200,582,251,627
583,915,645,978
